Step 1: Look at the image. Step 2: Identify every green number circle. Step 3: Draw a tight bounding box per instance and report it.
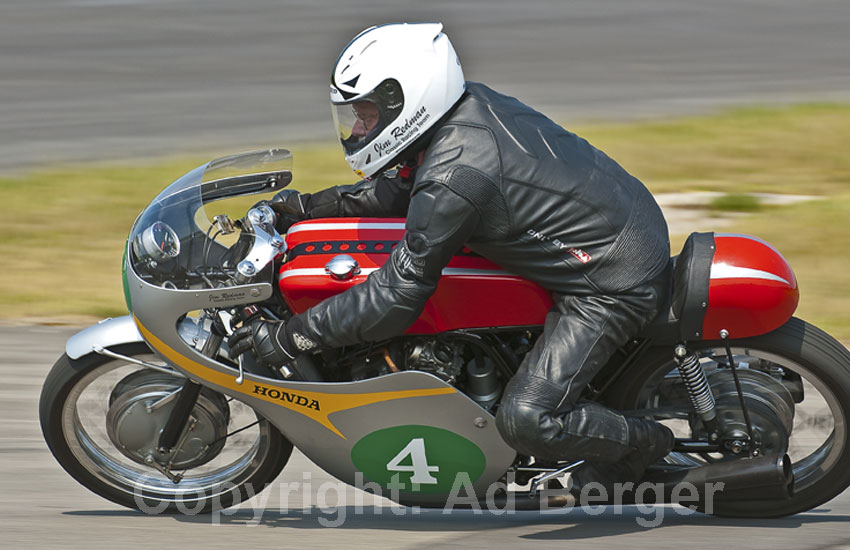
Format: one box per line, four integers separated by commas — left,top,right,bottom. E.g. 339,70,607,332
351,425,487,494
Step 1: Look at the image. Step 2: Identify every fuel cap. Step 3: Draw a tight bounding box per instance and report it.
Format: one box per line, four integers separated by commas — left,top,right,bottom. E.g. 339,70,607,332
325,254,361,281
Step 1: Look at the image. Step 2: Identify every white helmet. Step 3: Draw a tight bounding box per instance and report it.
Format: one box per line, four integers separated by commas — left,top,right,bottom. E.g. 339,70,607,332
330,22,465,178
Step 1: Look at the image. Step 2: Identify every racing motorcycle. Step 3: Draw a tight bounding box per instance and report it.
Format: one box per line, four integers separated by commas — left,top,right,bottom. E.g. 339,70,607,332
40,149,850,518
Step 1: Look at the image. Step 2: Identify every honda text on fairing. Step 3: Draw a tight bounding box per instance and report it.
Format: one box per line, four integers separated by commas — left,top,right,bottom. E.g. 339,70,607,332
40,149,850,517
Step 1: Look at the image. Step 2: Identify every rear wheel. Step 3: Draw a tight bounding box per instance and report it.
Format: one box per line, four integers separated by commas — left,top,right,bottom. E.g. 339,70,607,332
607,317,850,517
39,343,292,514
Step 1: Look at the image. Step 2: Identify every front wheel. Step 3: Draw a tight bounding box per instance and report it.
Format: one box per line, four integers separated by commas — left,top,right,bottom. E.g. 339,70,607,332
607,317,850,517
39,343,292,514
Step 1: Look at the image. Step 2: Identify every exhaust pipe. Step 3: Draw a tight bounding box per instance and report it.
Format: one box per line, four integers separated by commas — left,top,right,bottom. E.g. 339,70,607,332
423,454,793,510
637,453,794,504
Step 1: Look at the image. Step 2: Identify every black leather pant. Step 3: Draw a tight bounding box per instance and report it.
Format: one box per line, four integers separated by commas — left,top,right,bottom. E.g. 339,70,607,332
495,271,669,463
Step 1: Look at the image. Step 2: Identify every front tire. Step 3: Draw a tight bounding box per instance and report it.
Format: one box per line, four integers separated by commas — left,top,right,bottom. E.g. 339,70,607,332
607,317,850,517
39,343,292,514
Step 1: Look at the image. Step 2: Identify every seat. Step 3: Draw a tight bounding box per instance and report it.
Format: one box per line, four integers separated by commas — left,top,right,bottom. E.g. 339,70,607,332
641,232,716,342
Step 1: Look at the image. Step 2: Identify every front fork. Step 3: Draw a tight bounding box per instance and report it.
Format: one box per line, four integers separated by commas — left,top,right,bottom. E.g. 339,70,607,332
156,315,226,455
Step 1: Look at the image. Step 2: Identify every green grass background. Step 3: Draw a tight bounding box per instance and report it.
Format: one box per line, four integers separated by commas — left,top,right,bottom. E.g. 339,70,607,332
1,104,848,339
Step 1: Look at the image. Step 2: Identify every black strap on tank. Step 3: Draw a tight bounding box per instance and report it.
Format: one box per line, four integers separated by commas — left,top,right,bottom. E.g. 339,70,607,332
287,240,481,259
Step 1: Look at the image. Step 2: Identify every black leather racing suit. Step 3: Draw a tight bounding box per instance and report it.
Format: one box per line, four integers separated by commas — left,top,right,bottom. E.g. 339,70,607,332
288,82,671,463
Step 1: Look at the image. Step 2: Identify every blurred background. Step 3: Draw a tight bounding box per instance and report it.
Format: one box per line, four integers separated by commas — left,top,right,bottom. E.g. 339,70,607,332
3,0,850,329
3,0,850,171
3,2,850,547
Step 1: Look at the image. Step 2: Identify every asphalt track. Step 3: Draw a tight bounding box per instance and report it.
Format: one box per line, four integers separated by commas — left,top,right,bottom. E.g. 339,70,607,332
2,0,850,173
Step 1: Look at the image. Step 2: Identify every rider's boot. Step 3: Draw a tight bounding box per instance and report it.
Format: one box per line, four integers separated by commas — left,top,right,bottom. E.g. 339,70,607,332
570,417,675,495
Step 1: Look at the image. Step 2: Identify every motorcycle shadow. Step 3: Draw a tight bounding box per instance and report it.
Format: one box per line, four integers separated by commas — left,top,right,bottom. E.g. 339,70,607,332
65,506,847,537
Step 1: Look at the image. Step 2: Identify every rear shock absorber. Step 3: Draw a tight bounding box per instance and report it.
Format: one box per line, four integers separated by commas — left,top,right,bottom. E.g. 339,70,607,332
674,344,719,437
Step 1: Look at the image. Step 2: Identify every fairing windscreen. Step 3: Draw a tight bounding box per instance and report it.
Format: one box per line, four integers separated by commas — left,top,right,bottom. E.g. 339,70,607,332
127,149,292,290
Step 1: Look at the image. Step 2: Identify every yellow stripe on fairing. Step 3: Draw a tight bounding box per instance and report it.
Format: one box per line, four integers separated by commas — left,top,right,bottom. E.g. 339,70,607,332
134,316,455,438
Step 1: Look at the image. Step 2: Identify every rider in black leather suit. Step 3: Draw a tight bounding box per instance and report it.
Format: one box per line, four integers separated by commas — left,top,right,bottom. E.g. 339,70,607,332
230,26,675,488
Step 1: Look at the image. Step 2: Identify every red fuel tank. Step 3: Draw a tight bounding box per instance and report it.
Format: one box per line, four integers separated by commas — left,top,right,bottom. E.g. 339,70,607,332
702,234,799,339
279,218,553,333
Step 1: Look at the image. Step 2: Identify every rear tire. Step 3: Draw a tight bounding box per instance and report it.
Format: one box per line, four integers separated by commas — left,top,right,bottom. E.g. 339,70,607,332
607,317,850,517
40,343,292,514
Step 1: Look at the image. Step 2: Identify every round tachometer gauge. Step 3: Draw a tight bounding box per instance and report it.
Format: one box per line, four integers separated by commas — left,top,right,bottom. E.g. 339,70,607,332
134,221,181,263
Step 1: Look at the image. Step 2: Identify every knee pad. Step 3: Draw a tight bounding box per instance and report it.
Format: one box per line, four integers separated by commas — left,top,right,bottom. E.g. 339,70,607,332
495,398,550,457
496,381,633,462
495,375,566,457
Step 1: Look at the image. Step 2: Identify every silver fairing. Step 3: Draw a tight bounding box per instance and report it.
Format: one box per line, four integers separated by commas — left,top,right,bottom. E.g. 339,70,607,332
126,261,515,504
123,149,516,505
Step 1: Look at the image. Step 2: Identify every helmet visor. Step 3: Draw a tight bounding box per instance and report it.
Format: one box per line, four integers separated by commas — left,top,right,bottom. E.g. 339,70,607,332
332,100,383,154
330,78,405,155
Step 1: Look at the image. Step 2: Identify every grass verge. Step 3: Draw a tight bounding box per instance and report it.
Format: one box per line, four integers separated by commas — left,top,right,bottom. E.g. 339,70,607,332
708,193,763,213
1,103,848,337
581,103,850,196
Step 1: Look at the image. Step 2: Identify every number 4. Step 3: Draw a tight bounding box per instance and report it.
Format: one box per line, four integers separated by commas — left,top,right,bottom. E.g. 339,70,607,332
386,438,439,484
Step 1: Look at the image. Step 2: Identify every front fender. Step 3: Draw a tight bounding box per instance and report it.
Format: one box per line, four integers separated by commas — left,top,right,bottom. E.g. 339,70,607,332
65,315,144,359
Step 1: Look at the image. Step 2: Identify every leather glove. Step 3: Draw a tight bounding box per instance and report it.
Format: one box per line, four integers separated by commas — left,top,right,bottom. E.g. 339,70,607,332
269,189,307,232
268,188,306,216
228,318,296,368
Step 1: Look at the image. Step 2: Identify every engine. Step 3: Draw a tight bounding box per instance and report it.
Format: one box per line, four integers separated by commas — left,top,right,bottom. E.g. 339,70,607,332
406,340,464,384
339,337,505,411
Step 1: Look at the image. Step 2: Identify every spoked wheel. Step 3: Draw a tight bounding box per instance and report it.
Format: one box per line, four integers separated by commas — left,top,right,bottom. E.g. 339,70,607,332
607,318,850,517
39,343,292,514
